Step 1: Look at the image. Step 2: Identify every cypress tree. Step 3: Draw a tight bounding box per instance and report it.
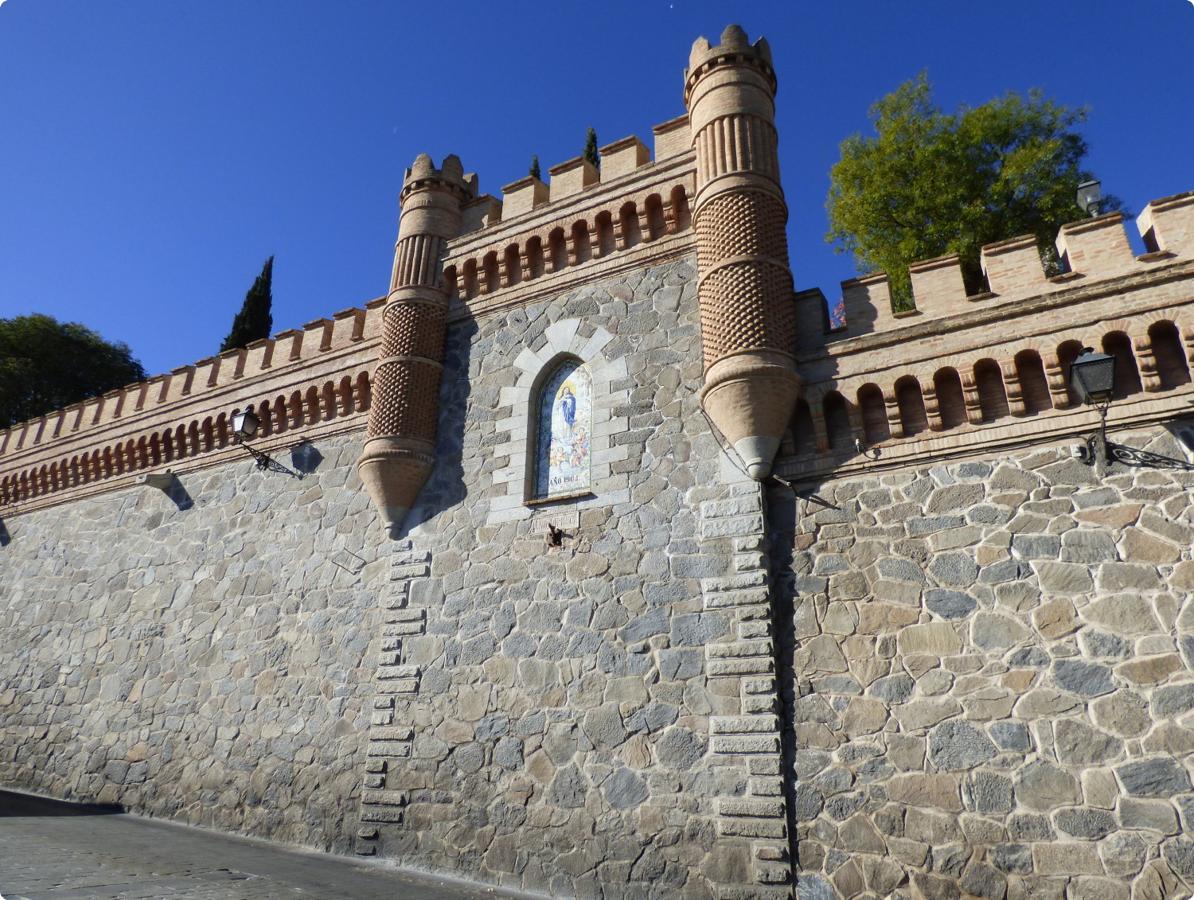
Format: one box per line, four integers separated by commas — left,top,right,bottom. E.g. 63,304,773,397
219,256,274,353
529,155,541,180
583,128,599,170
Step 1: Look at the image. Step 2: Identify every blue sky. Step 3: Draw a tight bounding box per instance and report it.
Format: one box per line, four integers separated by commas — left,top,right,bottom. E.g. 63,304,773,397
1,1,1192,376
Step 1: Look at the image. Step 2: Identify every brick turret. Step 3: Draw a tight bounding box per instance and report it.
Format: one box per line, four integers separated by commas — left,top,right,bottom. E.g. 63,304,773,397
358,154,475,536
685,24,801,480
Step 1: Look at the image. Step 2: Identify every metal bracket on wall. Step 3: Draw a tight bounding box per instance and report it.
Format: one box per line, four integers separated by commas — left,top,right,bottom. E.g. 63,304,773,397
236,440,302,478
1077,432,1194,470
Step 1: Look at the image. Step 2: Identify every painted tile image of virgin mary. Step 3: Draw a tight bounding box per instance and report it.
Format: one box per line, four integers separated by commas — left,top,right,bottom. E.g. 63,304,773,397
535,360,592,499
560,387,576,434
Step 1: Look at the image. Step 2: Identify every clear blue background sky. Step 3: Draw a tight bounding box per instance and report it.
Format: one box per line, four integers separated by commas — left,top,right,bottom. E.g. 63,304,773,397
1,1,1192,376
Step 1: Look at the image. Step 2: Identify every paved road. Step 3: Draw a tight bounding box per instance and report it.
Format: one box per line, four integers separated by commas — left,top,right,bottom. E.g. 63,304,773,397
0,790,521,900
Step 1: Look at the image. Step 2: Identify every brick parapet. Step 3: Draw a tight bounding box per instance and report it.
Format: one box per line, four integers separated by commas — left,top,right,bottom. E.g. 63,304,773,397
0,313,382,515
784,257,1194,482
824,194,1194,342
442,152,697,318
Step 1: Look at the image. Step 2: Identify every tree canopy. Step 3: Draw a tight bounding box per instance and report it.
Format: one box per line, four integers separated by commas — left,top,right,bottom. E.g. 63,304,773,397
0,314,146,427
826,73,1120,309
219,256,274,353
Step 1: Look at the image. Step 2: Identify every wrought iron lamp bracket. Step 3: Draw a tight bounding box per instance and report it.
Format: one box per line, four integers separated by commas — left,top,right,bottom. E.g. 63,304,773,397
235,438,302,479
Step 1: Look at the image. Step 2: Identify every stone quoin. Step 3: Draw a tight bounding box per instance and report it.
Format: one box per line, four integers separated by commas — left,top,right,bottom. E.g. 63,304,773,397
4,22,1194,900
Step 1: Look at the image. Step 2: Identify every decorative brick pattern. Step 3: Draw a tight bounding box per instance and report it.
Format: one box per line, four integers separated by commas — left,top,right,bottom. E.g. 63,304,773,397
685,25,800,482
354,543,427,855
700,483,791,898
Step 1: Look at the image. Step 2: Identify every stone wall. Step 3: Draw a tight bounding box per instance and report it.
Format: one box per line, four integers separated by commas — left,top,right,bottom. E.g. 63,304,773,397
0,434,383,853
774,427,1194,899
354,253,790,898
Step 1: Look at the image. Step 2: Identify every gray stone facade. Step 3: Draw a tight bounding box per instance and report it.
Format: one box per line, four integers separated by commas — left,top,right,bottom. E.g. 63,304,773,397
354,254,788,897
0,435,382,851
6,249,1194,899
773,428,1194,899
0,255,792,898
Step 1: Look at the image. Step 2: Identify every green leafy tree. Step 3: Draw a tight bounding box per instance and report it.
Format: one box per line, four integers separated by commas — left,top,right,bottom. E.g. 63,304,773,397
826,73,1121,310
584,127,599,170
219,256,274,353
0,314,145,427
529,155,541,180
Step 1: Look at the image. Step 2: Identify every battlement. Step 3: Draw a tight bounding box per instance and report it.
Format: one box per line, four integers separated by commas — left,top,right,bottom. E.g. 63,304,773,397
827,194,1194,340
685,24,775,93
446,115,693,245
0,299,386,514
782,185,1194,482
441,132,696,318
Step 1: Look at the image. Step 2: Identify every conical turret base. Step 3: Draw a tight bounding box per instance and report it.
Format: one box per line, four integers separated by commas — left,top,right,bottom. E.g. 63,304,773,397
700,352,801,481
357,436,436,537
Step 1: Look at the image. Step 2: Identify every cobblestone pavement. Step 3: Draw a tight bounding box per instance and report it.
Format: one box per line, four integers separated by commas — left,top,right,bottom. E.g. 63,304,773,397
0,790,522,899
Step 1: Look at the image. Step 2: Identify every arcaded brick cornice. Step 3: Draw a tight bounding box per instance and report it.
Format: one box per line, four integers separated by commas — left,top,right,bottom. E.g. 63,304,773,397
0,309,384,516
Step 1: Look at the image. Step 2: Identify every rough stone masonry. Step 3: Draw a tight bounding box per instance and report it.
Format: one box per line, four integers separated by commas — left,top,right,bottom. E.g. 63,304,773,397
3,20,1194,900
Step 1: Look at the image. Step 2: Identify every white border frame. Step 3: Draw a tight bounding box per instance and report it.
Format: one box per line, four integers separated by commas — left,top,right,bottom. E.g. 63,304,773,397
487,318,629,525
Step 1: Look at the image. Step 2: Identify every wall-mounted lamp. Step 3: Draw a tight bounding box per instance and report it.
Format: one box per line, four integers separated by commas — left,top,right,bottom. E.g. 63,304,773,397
231,408,301,478
1070,347,1115,466
232,408,260,442
1076,179,1102,218
1070,347,1194,470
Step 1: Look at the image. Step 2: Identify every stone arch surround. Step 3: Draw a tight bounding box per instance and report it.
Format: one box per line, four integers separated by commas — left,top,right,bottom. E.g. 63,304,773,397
486,316,629,525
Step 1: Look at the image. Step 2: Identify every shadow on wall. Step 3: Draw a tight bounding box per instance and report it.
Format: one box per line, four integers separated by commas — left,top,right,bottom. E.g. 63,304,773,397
142,471,194,513
399,315,479,537
764,480,813,879
290,441,324,477
0,789,124,818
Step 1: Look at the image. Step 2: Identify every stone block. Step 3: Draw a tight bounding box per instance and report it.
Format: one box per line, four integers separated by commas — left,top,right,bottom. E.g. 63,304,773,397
1032,561,1093,593
886,773,962,812
1031,842,1104,875
1116,758,1191,797
898,623,961,656
1118,798,1179,834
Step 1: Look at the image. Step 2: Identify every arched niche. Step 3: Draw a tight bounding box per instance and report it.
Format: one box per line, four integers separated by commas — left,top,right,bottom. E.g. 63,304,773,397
530,356,593,501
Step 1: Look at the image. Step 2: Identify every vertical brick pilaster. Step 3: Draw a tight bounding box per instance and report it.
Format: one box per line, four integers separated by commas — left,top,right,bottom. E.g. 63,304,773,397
353,543,429,856
699,483,790,898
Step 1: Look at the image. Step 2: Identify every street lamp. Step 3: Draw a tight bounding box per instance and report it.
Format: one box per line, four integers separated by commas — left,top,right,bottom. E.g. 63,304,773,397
1076,180,1102,217
1069,347,1115,466
1067,348,1194,471
230,407,300,478
1069,347,1116,407
231,408,260,442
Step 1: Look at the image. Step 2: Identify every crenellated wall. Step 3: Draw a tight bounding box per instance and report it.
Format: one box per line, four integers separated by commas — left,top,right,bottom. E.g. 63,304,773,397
0,304,382,515
783,192,1194,484
5,20,1194,900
